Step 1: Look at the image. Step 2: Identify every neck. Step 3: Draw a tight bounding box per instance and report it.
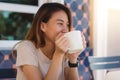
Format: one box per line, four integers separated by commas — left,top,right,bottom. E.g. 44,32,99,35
40,41,55,60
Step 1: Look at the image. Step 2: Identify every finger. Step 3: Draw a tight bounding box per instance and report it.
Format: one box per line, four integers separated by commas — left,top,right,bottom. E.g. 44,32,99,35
55,32,64,40
57,36,69,49
55,34,66,44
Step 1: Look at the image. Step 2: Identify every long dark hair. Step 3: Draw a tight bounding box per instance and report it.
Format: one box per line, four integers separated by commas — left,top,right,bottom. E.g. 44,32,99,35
25,2,72,48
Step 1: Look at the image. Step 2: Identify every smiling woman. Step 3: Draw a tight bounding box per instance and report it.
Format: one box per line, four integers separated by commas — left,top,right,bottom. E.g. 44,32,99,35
13,2,86,80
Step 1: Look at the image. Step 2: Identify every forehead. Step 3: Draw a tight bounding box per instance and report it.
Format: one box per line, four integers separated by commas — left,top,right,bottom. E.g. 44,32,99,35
50,10,68,22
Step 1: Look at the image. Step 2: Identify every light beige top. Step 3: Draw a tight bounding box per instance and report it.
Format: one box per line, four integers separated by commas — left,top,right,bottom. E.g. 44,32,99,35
16,41,68,80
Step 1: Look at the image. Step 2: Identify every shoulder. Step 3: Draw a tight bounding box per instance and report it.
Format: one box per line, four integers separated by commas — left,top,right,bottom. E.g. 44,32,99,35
18,40,35,48
16,40,39,67
16,40,37,52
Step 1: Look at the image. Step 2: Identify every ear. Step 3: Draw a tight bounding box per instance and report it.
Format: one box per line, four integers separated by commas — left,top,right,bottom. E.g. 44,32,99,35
41,22,47,32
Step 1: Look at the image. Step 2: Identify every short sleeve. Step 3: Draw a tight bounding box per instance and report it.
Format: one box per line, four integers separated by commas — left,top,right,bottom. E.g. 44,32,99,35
16,41,38,67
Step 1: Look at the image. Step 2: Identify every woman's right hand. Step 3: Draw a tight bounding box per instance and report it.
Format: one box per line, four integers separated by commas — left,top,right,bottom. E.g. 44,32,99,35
54,32,69,55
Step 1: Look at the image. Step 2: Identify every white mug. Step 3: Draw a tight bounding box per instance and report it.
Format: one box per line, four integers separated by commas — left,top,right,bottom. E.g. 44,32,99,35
64,30,83,54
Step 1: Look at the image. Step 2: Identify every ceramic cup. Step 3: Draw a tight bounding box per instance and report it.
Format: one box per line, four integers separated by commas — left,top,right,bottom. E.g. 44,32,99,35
64,30,83,54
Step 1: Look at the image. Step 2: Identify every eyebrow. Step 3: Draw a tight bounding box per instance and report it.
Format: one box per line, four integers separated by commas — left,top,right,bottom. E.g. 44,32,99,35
56,19,64,22
56,19,69,25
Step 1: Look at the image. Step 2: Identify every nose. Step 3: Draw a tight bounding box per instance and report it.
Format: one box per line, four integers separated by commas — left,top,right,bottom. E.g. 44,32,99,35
61,25,69,33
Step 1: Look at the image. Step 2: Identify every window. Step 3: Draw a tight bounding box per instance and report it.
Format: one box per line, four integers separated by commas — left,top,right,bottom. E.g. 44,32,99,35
0,0,40,48
0,11,34,40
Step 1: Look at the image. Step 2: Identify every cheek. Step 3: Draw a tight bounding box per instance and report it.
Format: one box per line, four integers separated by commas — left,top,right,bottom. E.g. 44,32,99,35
50,29,61,42
52,26,62,35
46,28,59,41
47,24,62,41
52,30,59,38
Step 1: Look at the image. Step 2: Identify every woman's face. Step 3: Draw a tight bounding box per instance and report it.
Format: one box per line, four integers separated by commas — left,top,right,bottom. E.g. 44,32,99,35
41,10,69,43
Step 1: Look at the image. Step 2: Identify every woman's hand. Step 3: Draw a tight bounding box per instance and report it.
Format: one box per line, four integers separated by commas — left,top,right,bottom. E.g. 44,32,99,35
54,32,69,55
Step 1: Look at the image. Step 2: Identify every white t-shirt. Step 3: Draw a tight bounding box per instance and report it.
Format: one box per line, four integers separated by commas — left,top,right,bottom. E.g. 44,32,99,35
16,40,68,80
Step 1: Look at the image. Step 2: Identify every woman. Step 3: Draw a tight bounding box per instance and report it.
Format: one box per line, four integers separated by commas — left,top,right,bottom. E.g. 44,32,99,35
16,2,86,80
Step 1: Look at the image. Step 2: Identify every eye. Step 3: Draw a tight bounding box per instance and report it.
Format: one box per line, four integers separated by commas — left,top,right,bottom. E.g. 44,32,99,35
58,23,63,26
